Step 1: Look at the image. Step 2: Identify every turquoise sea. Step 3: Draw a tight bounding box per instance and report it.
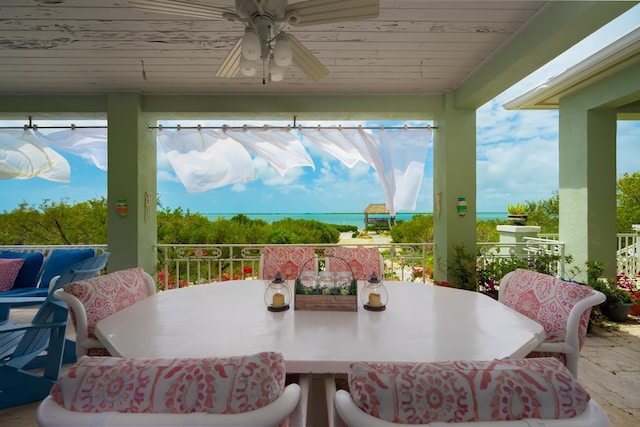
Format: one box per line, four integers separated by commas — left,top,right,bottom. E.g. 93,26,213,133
202,212,507,229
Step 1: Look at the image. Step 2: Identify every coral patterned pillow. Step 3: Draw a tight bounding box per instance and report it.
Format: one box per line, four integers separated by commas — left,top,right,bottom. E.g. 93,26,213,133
348,358,589,423
62,267,151,339
50,352,286,414
327,247,382,280
0,258,25,291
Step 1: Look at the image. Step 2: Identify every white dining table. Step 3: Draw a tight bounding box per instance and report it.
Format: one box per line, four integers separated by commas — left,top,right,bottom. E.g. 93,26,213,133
96,280,547,427
95,280,545,373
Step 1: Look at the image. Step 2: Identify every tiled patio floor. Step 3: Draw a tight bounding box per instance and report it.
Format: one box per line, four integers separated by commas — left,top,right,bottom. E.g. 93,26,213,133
2,311,639,426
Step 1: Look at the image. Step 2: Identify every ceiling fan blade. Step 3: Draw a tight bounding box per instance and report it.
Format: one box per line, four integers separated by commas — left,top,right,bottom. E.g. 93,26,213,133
287,0,379,27
289,34,329,81
216,38,242,78
128,0,229,20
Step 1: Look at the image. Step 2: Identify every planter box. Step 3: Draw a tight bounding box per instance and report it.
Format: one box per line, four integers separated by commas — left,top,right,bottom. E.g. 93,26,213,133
294,294,357,312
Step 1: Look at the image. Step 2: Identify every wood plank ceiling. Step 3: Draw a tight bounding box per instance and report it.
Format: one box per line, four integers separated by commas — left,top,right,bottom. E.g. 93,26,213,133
0,0,549,95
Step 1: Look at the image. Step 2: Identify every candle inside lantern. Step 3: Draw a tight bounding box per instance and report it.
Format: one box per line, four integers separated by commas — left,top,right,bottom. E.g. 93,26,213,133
368,292,381,307
272,293,285,308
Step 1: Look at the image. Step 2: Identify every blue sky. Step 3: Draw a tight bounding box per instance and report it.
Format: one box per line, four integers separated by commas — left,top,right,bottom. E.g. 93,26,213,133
1,6,639,215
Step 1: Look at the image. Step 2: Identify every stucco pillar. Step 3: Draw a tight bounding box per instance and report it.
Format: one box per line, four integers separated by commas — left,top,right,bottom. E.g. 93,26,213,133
559,106,617,278
106,93,157,274
433,92,477,283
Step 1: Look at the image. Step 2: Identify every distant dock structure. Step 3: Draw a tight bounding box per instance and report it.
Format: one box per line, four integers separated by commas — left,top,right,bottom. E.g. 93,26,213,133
364,203,395,230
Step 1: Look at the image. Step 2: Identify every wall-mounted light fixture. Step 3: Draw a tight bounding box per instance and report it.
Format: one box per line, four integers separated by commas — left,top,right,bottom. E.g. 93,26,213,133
457,197,468,216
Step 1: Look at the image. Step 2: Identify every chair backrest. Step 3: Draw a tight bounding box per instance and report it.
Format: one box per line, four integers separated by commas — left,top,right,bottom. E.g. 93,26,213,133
259,246,317,280
326,247,383,280
499,268,603,350
340,358,594,425
39,248,96,289
4,253,110,371
49,252,110,292
54,267,156,357
39,352,301,427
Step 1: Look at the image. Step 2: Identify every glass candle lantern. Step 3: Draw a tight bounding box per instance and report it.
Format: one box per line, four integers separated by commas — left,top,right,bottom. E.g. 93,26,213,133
265,271,291,312
360,272,388,311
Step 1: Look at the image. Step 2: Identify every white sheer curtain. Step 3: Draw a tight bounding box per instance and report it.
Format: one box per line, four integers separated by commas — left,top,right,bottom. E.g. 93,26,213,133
300,127,432,216
40,128,108,171
156,128,256,193
225,127,314,175
157,126,431,214
1,125,432,215
0,128,107,182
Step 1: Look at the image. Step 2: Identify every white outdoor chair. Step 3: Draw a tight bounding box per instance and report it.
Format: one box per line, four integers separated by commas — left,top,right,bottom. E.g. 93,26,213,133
53,267,156,358
259,246,317,280
332,358,609,427
499,268,606,377
37,352,301,427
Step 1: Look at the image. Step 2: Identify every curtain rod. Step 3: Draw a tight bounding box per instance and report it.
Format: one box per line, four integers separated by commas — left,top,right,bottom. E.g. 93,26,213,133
0,116,436,131
0,125,108,130
0,116,107,130
152,124,437,131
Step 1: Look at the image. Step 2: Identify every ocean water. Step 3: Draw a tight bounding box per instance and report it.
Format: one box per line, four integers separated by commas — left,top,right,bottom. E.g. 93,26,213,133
202,212,507,229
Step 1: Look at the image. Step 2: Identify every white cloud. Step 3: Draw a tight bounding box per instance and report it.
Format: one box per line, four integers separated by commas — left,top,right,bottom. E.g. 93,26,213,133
156,169,180,183
476,100,560,211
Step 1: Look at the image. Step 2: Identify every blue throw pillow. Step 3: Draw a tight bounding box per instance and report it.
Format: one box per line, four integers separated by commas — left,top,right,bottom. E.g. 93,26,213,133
0,251,45,289
39,249,95,289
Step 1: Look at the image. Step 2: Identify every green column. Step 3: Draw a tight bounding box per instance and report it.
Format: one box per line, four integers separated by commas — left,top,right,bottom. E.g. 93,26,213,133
433,93,477,283
559,106,617,278
106,93,157,274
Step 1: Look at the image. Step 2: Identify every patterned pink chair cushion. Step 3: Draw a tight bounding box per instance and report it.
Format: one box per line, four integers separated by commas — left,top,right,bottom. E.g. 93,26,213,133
0,258,25,291
261,247,316,280
327,247,382,280
348,358,590,424
501,268,595,350
62,267,151,340
50,352,286,414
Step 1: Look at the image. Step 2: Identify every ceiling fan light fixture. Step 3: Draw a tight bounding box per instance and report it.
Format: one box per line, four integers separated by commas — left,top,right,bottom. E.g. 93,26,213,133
241,28,261,61
273,32,292,67
239,56,257,77
269,58,285,82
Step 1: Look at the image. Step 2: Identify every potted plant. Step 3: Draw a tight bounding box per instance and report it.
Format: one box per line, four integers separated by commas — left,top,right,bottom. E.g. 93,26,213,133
506,203,528,225
591,271,640,322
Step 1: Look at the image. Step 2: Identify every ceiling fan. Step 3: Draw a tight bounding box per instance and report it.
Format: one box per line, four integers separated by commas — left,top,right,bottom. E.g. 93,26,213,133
128,0,380,83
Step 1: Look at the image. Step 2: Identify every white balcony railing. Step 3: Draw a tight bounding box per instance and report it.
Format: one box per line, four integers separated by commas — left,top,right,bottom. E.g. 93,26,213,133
154,243,435,290
617,233,639,278
4,233,639,291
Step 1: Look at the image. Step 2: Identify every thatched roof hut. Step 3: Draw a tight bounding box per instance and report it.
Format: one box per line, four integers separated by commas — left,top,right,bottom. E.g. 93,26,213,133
363,204,394,230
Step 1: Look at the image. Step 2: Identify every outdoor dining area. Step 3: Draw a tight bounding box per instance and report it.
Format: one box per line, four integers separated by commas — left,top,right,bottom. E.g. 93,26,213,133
3,245,635,426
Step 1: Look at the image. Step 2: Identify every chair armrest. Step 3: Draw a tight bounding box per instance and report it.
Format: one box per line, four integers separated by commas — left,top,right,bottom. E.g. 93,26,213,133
0,320,67,333
38,383,301,427
335,390,610,427
53,288,90,344
0,297,47,305
564,289,606,349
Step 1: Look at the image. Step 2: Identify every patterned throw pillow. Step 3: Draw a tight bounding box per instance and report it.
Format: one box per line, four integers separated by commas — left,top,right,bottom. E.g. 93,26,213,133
0,251,44,288
50,352,286,414
0,258,25,291
348,358,590,423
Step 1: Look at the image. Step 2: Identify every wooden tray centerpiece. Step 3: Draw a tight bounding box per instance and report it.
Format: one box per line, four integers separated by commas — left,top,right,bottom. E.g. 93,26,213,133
294,256,358,312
